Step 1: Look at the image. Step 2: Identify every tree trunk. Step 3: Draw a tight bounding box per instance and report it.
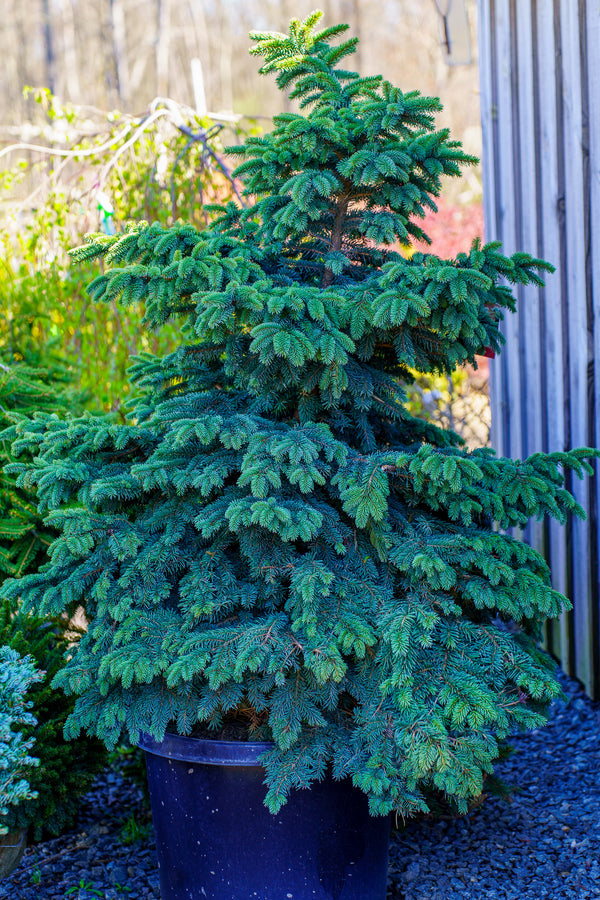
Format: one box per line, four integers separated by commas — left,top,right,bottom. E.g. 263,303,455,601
41,0,56,95
219,3,233,112
186,0,210,111
156,0,171,97
14,0,30,122
63,0,81,100
110,0,129,105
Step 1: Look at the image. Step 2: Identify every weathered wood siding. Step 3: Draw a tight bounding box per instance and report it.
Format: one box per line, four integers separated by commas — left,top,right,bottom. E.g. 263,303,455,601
477,0,600,697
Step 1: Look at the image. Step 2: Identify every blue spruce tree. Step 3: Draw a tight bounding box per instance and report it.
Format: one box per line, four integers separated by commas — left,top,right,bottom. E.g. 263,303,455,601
2,12,596,817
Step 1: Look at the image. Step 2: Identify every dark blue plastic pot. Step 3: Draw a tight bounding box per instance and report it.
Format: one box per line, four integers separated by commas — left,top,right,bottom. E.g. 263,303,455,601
139,732,390,900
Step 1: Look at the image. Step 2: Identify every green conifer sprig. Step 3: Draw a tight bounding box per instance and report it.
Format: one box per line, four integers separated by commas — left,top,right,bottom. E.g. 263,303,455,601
3,11,597,818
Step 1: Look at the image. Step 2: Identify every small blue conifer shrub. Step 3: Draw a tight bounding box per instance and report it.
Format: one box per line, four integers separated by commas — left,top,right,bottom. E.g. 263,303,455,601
0,647,41,833
2,11,597,817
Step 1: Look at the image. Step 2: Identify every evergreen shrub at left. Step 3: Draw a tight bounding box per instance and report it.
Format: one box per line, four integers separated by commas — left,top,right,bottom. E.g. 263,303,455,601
0,362,67,581
1,12,598,822
0,362,106,840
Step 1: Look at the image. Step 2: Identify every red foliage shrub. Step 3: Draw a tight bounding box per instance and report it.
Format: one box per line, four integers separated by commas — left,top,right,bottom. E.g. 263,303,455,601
412,197,484,259
412,199,489,378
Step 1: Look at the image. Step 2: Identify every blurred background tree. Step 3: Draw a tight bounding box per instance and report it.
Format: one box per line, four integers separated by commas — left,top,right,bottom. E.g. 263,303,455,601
0,1,481,199
0,0,486,437
0,96,246,414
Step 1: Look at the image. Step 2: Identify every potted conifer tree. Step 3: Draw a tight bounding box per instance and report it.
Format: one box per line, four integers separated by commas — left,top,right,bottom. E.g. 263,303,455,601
2,11,596,900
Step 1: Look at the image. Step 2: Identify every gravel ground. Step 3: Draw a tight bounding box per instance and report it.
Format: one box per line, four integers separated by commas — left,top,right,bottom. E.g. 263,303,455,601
0,669,598,900
0,766,158,900
388,671,600,899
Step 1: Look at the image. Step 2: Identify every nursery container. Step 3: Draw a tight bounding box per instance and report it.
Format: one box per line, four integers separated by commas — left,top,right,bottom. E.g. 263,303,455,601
0,829,26,879
139,733,390,900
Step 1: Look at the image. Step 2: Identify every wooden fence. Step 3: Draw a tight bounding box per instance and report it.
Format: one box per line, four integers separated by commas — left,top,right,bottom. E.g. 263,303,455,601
476,0,600,697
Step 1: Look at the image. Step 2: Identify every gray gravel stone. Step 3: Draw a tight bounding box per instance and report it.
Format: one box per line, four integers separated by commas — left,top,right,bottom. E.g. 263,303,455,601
0,669,598,898
388,670,600,899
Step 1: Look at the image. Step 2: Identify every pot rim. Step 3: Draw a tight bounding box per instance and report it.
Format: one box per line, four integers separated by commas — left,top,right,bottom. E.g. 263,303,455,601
138,731,274,766
0,829,26,850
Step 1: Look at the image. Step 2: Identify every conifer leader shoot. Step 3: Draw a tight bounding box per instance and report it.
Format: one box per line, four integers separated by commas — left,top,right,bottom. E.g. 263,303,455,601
2,11,596,817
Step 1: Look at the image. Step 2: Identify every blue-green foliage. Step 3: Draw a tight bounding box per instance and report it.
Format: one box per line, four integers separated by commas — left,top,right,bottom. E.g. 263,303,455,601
2,12,596,818
0,647,41,834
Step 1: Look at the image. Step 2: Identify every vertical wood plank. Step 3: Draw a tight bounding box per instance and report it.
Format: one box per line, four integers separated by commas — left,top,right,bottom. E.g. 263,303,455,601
477,0,497,242
559,0,593,692
536,0,571,666
515,2,541,457
515,0,545,561
586,0,600,697
494,0,522,461
477,0,504,452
